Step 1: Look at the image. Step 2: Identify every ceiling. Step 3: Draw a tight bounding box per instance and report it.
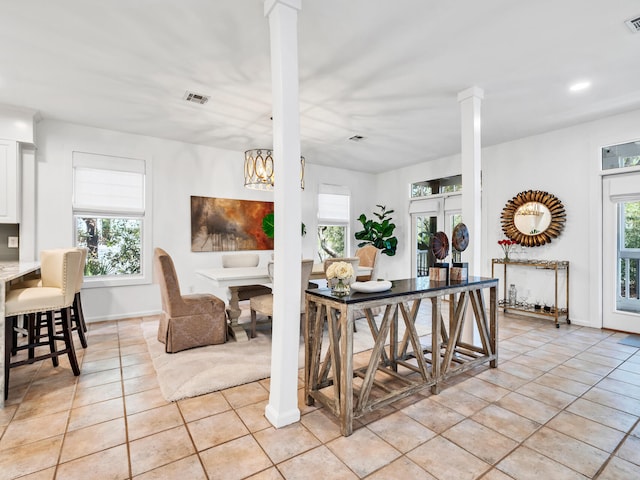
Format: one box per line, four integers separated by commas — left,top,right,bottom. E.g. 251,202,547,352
2,1,640,174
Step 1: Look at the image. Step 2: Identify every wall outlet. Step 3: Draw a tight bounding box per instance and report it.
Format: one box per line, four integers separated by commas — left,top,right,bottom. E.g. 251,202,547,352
7,236,19,248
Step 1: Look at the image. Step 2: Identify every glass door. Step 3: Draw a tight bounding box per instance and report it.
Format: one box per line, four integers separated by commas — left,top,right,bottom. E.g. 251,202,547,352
413,214,437,277
617,201,640,313
603,172,640,333
409,194,462,277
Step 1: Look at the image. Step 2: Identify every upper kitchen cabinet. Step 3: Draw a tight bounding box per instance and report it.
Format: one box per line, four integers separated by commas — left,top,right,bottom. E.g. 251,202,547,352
0,105,38,224
0,139,20,223
0,104,37,144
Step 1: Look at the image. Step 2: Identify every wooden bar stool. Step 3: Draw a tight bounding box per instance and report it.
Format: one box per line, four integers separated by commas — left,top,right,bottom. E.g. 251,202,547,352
4,249,83,400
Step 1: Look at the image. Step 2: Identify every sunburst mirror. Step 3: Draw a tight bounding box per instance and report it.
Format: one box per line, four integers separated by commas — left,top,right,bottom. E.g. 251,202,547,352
500,190,566,246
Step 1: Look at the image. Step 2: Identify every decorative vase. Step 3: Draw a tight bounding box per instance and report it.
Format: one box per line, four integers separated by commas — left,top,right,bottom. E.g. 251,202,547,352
504,252,509,262
332,278,350,296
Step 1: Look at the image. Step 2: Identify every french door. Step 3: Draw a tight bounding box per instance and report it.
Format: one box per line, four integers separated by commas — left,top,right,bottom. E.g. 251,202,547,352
410,194,462,277
603,172,640,333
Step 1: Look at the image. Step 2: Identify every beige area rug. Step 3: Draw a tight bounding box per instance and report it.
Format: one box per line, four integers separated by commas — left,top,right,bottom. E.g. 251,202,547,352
143,308,430,402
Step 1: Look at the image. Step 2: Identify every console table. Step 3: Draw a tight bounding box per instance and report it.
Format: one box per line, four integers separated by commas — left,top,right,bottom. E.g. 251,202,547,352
491,258,570,328
304,276,498,436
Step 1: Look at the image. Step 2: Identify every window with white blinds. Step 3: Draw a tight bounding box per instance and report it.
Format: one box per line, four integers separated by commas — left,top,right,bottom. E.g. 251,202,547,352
73,153,145,213
317,193,350,223
317,185,350,261
72,151,151,286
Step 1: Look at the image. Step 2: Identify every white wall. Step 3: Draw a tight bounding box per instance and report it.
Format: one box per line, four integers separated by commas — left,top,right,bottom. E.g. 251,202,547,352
34,107,640,327
35,120,376,322
376,107,640,329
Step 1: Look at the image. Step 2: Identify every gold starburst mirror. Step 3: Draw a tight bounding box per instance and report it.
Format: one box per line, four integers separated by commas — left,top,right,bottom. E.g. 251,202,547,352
500,190,566,246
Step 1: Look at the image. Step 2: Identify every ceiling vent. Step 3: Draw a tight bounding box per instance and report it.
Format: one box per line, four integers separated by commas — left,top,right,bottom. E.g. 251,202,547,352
625,16,640,33
349,135,365,142
183,91,210,105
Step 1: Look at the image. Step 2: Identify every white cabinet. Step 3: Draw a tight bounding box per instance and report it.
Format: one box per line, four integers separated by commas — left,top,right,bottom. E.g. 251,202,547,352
0,139,20,223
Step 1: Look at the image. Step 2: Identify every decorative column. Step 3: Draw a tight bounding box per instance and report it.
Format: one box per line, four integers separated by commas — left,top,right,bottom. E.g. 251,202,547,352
264,0,303,428
458,87,484,345
458,87,484,277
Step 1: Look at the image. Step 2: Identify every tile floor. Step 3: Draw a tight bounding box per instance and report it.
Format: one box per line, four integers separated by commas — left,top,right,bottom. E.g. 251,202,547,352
1,311,640,479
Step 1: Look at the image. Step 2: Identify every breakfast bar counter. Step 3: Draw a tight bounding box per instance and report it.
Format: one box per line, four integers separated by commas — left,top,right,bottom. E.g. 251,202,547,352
304,276,498,436
1,261,41,407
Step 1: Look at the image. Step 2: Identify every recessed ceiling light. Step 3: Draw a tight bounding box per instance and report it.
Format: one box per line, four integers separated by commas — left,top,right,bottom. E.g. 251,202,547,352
569,81,591,92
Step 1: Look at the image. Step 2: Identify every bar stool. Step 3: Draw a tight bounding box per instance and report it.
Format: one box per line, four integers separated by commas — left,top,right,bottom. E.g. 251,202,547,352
4,249,83,400
72,247,88,341
10,247,88,349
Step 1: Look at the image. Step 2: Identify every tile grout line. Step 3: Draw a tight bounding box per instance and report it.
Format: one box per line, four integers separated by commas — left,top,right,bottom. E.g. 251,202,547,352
116,319,134,480
593,416,640,479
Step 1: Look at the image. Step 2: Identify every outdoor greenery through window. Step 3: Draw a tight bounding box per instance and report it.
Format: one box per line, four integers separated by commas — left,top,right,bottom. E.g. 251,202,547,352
72,151,147,282
317,226,345,262
619,200,640,303
411,175,462,198
317,186,350,262
76,216,142,276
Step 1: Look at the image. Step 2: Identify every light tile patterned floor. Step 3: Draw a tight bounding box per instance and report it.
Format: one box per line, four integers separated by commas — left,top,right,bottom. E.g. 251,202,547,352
1,311,640,479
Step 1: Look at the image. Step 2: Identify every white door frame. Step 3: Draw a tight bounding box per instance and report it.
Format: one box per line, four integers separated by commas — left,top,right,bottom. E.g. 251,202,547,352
602,171,640,333
409,194,462,276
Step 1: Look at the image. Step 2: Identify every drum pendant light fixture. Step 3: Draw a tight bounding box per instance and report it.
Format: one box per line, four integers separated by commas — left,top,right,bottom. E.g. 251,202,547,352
244,149,305,190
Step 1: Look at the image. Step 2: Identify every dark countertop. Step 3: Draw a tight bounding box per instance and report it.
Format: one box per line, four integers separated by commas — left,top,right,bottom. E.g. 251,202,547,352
306,276,498,305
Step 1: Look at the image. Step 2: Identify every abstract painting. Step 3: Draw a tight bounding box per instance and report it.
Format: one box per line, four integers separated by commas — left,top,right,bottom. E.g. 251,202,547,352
191,196,274,252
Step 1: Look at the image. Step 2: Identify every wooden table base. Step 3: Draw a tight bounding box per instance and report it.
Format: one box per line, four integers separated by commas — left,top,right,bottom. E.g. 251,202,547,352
304,277,498,436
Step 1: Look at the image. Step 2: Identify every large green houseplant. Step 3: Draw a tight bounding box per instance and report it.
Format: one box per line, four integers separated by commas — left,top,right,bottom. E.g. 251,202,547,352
355,205,398,256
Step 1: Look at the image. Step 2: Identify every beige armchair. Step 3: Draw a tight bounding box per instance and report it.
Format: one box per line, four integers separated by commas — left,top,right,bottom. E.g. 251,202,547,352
355,244,380,281
249,259,314,338
154,248,226,353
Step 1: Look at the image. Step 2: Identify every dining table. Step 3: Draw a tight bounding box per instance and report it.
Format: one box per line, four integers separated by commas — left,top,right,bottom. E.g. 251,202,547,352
196,262,373,342
1,260,41,407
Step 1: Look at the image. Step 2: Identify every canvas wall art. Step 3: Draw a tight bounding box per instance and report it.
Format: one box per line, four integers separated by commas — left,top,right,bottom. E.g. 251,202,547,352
191,196,274,252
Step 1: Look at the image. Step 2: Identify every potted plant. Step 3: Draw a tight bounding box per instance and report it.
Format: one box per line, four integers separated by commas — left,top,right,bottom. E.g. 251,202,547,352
355,205,398,256
262,212,306,238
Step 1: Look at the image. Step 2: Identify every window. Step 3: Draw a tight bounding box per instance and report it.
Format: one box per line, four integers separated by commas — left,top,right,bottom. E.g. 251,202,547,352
317,185,350,262
411,175,462,198
602,141,640,171
72,151,151,287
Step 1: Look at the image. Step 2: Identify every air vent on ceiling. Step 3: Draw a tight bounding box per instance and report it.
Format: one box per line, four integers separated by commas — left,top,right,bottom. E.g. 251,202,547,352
349,135,365,142
183,91,210,105
625,15,640,33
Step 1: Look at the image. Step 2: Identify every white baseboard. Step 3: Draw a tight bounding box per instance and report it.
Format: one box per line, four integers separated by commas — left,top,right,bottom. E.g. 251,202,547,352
85,309,161,323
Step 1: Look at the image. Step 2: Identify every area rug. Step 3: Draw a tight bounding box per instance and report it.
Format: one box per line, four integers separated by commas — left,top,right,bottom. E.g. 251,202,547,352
143,311,430,402
618,334,640,348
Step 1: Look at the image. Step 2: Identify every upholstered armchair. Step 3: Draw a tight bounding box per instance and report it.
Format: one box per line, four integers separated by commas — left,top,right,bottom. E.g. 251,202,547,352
154,248,226,353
